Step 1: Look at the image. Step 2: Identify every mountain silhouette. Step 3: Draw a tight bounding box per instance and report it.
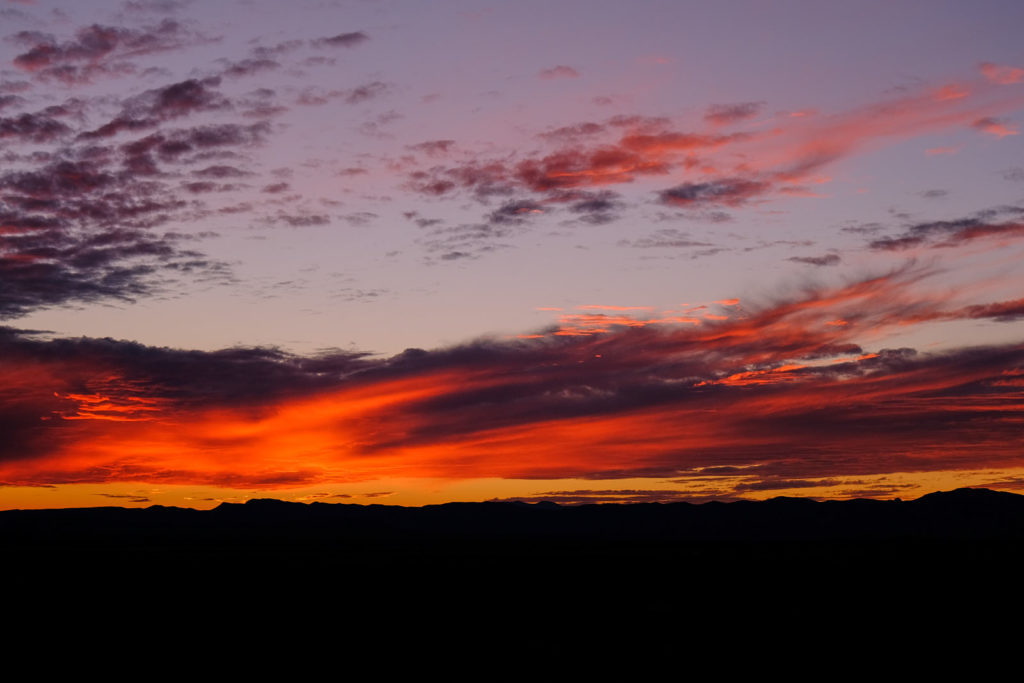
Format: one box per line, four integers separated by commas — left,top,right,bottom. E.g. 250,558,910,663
4,488,1021,660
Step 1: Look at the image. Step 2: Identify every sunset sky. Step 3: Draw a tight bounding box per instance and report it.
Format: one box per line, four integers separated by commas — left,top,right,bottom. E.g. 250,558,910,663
2,0,1023,509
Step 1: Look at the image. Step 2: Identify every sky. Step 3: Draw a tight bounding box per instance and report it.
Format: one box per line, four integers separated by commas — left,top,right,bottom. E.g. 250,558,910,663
1,0,1023,509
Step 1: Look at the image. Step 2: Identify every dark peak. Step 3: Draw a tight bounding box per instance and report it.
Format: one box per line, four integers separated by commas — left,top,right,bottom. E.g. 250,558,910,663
763,496,819,505
913,487,1023,504
244,497,302,506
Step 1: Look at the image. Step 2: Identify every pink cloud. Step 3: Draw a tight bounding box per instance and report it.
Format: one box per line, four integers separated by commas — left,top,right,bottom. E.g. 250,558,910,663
980,62,1024,85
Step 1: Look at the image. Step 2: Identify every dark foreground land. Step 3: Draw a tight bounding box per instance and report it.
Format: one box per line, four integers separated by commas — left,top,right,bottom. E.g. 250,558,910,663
4,487,1023,665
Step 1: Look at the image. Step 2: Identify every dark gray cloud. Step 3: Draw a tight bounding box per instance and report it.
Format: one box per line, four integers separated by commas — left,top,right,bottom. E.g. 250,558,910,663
788,254,841,266
658,179,770,208
0,94,27,111
868,206,1024,251
96,493,151,503
704,101,764,125
537,122,605,143
262,213,331,227
0,115,271,317
564,190,624,224
220,57,280,79
11,20,210,84
80,78,231,139
407,140,456,156
193,164,250,178
538,65,580,79
312,32,369,49
618,228,714,249
343,81,390,105
488,199,545,225
0,109,73,143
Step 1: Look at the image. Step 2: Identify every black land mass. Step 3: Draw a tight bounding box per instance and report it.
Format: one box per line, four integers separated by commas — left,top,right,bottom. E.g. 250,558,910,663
5,488,1024,660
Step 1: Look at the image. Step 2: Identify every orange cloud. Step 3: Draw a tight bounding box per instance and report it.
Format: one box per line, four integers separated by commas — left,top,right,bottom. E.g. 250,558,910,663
577,305,655,311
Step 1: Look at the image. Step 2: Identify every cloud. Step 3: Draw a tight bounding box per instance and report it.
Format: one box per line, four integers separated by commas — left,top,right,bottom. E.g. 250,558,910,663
0,113,272,318
566,190,625,225
538,122,606,143
868,206,1024,251
617,228,714,249
11,20,210,84
704,102,764,125
123,1,192,14
0,325,370,462
193,165,250,178
788,254,841,266
343,81,390,105
0,94,26,111
311,32,369,48
658,179,770,208
979,62,1024,85
96,493,150,503
405,113,762,221
419,222,515,260
406,76,1019,221
220,58,280,79
515,146,671,191
0,110,73,143
959,298,1024,322
0,149,241,317
5,266,1024,491
488,199,545,225
972,117,1019,138
407,140,456,156
80,78,231,139
263,213,331,227
538,65,580,79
